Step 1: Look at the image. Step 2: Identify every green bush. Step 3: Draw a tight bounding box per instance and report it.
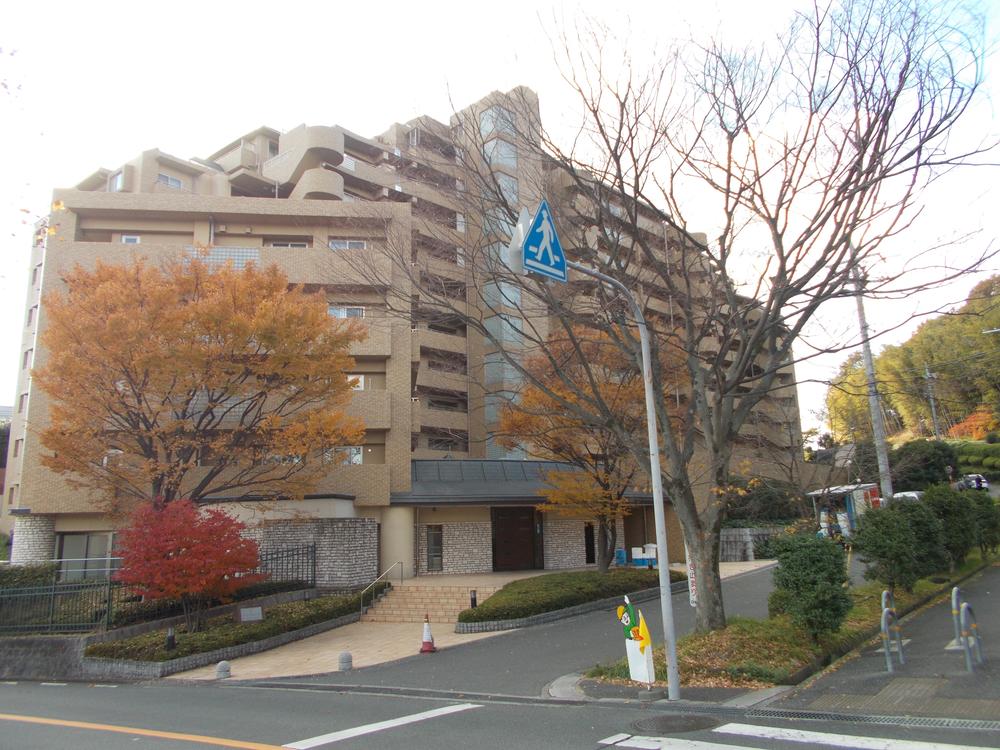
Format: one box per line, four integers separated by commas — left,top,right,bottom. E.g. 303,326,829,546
854,507,919,592
457,568,683,623
772,535,850,642
0,563,58,588
889,500,947,577
970,493,1000,556
923,485,977,570
985,433,999,444
767,587,794,617
87,583,389,661
890,440,959,491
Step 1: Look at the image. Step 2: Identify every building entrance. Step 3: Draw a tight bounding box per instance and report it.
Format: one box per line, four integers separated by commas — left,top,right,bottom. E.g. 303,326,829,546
491,507,542,571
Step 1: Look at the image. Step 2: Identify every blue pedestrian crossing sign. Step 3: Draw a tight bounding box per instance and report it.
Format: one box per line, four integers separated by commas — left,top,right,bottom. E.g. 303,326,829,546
522,199,567,282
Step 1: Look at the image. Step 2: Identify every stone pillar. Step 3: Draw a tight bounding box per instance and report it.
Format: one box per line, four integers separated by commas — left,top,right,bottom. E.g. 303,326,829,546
380,506,416,578
10,515,56,565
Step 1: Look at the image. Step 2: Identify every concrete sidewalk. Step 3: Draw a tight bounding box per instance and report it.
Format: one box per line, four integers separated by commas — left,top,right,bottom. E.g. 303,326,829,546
772,561,1000,720
170,560,774,682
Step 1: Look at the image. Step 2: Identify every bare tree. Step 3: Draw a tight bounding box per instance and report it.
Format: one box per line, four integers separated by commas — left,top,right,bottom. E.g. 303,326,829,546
347,0,991,632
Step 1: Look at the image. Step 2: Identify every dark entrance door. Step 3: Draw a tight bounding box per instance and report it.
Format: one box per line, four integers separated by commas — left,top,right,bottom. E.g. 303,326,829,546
492,507,539,571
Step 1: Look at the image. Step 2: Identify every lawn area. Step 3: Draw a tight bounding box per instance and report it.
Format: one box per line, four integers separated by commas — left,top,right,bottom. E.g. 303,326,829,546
587,552,988,689
85,584,387,662
457,567,685,623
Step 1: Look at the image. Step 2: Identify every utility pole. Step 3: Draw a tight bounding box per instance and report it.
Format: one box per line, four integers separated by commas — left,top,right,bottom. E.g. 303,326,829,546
851,265,894,500
923,364,942,440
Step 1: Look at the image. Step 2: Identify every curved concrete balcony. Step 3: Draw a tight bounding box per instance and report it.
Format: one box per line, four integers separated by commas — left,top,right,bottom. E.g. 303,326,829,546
418,404,469,432
415,366,469,393
345,390,392,430
290,167,345,200
412,326,468,357
263,125,345,186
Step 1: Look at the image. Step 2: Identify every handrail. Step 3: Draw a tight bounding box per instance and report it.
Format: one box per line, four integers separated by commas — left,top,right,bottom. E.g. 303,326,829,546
951,586,964,646
880,606,905,673
959,601,984,673
360,561,403,617
881,589,895,614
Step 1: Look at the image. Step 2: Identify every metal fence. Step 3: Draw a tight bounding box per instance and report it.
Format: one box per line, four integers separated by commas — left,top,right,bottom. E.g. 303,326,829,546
254,544,316,588
0,544,316,635
0,580,132,634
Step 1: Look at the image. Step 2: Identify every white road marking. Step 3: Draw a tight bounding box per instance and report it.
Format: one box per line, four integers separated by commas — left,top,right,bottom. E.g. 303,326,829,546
715,723,983,750
599,734,634,745
91,684,118,688
40,683,67,687
605,738,748,750
282,702,482,749
0,682,17,686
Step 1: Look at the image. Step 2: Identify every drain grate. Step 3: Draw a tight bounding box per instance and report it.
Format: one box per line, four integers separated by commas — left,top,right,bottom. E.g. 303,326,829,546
632,715,721,734
747,707,1000,732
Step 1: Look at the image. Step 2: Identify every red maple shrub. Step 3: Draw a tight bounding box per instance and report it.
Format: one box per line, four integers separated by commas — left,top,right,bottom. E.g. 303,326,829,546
114,500,263,632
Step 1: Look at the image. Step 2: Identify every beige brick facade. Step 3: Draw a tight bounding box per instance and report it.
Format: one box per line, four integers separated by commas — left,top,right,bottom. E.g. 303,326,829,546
1,87,803,582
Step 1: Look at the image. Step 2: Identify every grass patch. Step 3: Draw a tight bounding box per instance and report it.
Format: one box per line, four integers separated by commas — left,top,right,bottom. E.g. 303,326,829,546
587,551,988,689
84,583,388,662
457,568,685,623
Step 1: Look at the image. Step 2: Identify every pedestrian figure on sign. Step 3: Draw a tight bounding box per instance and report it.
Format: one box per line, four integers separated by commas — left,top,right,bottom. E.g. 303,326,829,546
528,207,560,267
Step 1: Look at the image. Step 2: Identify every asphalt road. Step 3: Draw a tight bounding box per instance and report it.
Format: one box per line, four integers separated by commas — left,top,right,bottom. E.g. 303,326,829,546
1,680,997,750
269,565,777,697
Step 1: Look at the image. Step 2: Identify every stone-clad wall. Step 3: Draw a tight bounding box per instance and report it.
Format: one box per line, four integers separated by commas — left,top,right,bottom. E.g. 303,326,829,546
415,521,492,575
543,516,626,570
248,518,378,590
10,515,56,565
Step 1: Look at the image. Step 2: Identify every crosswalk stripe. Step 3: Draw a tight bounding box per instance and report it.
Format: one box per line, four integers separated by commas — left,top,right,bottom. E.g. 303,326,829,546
715,722,982,750
604,738,749,750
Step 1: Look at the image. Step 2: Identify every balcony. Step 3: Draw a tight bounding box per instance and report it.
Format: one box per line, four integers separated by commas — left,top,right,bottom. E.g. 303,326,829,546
415,366,469,393
346,390,392,430
289,167,344,200
411,326,468,357
349,321,392,358
419,403,469,432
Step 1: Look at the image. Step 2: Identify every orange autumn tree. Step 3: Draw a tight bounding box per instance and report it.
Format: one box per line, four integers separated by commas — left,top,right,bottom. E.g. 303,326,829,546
499,328,655,573
34,257,364,513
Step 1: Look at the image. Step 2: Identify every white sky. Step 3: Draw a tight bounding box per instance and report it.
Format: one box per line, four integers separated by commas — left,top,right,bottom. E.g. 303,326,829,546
1,0,997,437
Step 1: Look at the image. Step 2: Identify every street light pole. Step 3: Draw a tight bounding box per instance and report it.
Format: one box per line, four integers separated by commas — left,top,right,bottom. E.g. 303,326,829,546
564,258,681,701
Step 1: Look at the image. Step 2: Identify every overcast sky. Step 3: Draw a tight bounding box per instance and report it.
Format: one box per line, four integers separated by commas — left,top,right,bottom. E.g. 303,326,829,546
2,0,997,437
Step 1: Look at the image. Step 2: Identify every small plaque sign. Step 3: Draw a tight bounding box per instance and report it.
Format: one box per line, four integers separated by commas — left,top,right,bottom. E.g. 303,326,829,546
238,606,264,623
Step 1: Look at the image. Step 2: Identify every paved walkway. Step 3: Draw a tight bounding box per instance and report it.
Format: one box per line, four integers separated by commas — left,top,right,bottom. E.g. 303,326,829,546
772,561,1000,720
170,560,774,682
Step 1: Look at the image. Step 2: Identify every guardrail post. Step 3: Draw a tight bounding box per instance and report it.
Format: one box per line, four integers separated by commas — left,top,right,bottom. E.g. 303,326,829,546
881,606,905,673
951,586,963,647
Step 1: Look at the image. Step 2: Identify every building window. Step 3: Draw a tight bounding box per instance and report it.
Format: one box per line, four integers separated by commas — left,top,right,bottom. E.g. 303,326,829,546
268,240,310,248
342,155,357,171
27,305,37,326
268,141,279,158
108,171,124,192
17,393,28,414
426,525,443,572
484,139,517,172
480,105,516,138
22,349,32,370
7,485,16,506
483,281,522,310
121,235,141,244
497,173,518,205
584,523,596,564
328,305,365,319
485,314,523,347
408,128,420,148
350,374,365,391
156,173,182,189
13,439,23,458
31,265,41,286
325,446,363,465
56,532,114,581
455,213,465,233
328,239,367,251
428,436,458,451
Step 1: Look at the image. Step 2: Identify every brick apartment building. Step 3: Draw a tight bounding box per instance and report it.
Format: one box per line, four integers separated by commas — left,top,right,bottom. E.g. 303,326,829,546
1,88,803,587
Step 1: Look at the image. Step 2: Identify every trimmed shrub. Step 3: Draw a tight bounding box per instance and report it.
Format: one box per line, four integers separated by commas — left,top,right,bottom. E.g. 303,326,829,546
772,535,851,642
986,433,999,444
854,507,919,592
923,485,977,570
457,568,683,623
890,440,959,491
0,562,58,588
767,587,794,617
970,493,1000,556
889,500,948,577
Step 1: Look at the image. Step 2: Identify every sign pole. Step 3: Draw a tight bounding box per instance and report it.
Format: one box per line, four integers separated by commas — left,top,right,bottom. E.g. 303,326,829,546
563,258,681,700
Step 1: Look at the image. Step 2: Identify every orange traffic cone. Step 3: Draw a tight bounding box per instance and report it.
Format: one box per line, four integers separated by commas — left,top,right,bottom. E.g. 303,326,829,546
420,614,437,654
